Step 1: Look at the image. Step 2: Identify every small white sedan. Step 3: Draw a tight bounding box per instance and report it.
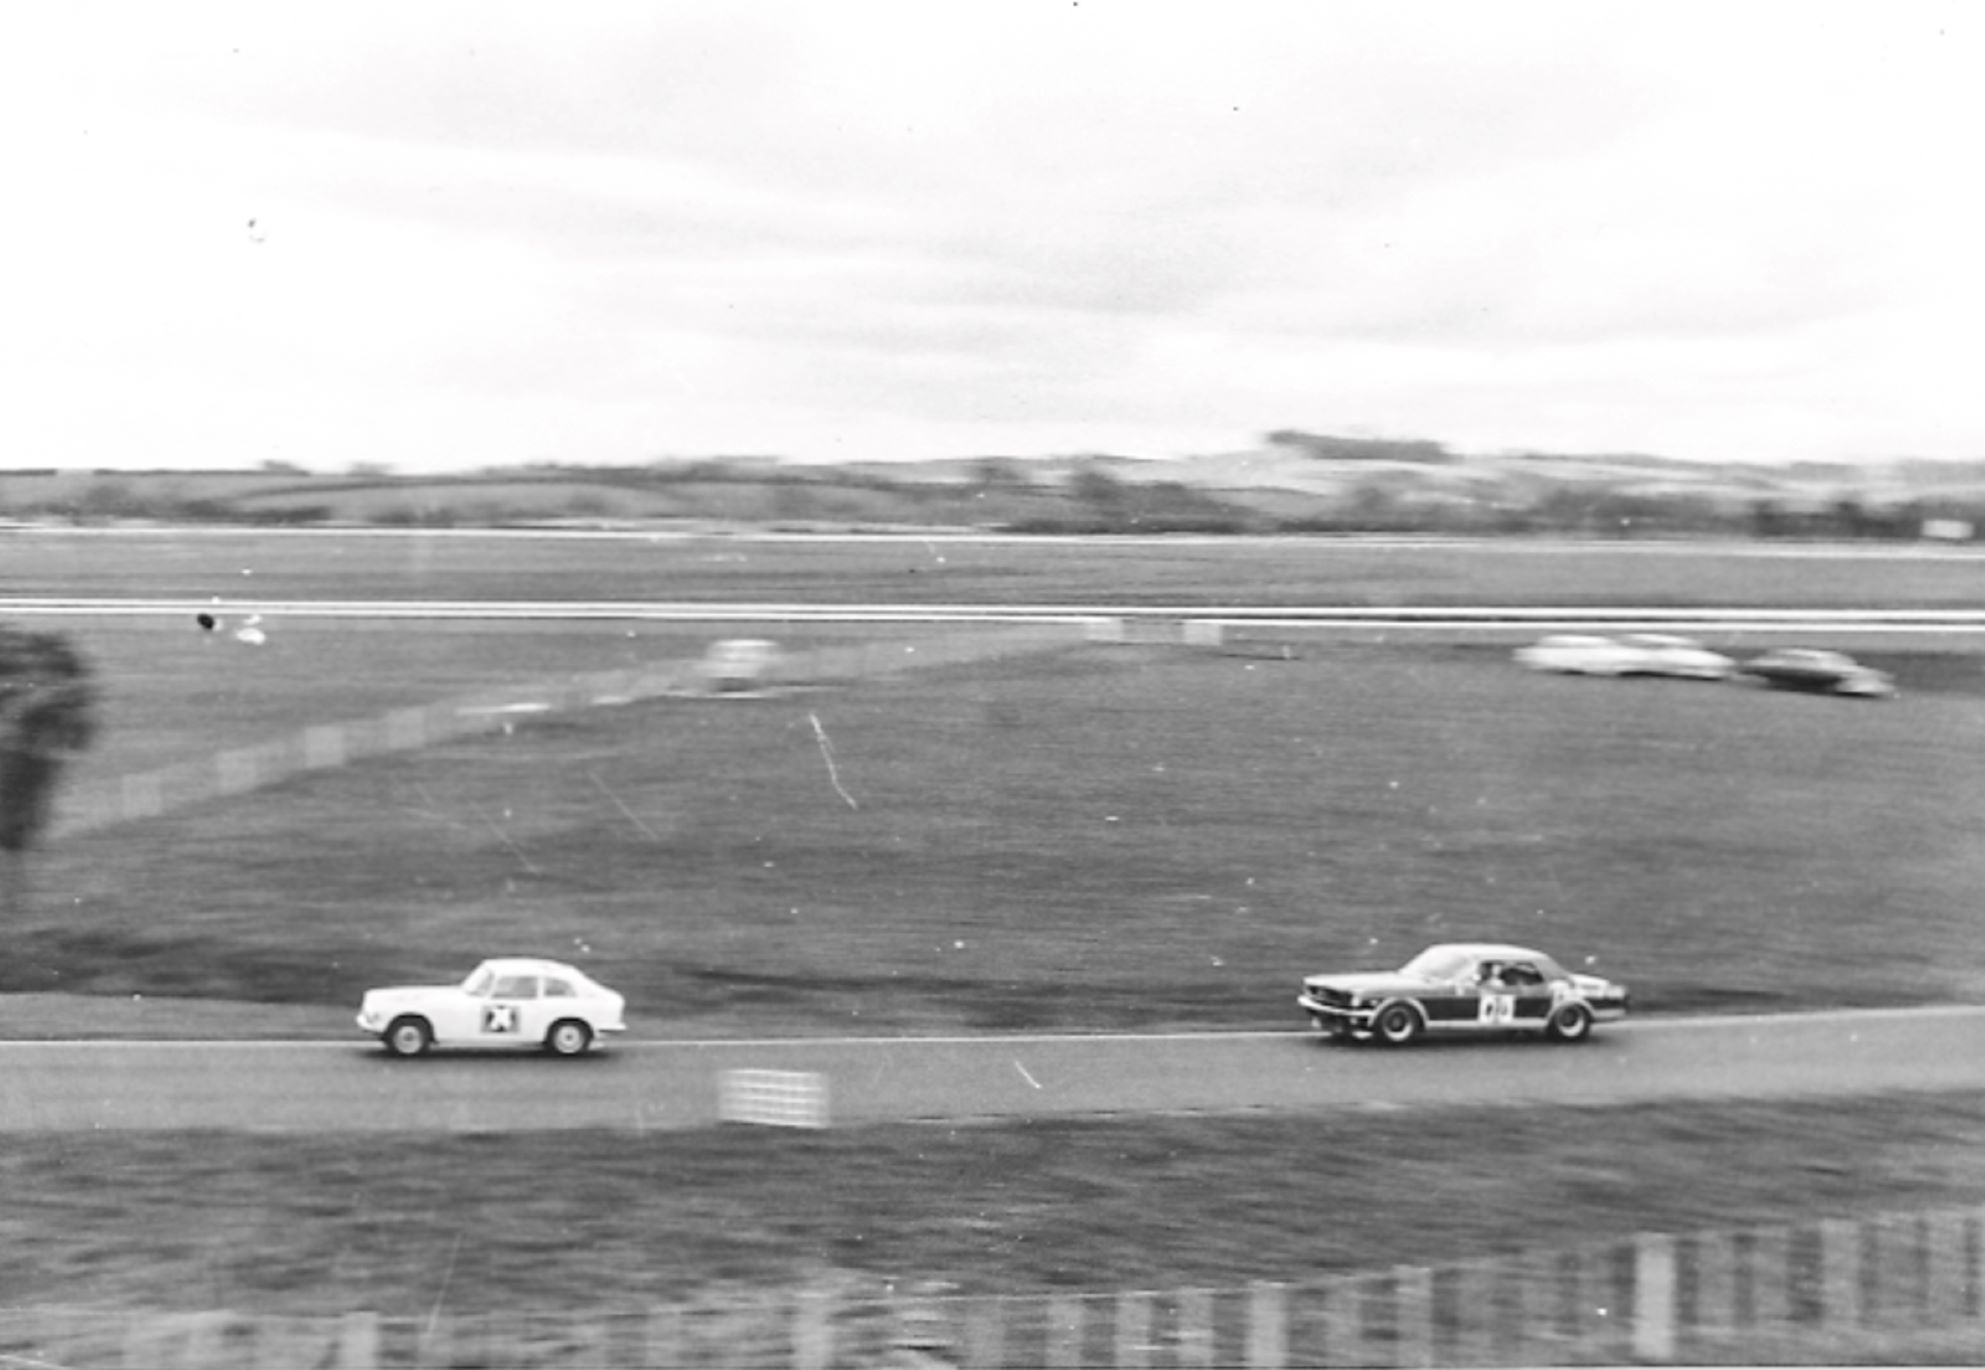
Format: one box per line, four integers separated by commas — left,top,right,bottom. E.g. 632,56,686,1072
1512,634,1642,675
357,958,627,1058
1616,634,1736,681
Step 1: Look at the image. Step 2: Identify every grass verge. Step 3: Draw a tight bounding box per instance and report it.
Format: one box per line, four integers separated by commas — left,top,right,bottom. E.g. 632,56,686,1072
7,1090,1985,1315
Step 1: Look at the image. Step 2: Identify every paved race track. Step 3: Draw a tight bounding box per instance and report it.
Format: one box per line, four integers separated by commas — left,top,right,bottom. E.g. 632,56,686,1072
2,1007,1981,1133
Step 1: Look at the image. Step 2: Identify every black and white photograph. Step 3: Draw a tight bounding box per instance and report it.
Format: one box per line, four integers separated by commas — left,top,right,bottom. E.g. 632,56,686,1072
3,3,1984,1365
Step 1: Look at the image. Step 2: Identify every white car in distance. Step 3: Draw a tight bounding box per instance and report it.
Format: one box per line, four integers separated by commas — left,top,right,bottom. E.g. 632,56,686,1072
1514,633,1733,680
357,957,627,1058
1615,633,1736,680
1512,634,1642,676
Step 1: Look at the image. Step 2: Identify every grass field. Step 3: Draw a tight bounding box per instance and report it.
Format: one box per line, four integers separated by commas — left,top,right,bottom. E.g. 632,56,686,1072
19,627,1985,1029
14,525,1985,608
8,1091,1985,1317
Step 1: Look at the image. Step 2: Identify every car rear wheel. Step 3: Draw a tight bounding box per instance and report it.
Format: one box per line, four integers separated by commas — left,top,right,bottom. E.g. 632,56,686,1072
1546,1003,1594,1043
1374,1003,1422,1047
384,1016,433,1058
545,1019,593,1057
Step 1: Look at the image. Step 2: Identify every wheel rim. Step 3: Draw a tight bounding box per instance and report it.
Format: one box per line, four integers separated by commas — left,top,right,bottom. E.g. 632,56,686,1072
1553,1006,1592,1040
389,1021,427,1055
551,1023,588,1055
1379,1007,1416,1044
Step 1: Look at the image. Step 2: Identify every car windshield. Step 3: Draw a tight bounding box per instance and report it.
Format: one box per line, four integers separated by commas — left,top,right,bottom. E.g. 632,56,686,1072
1400,947,1473,980
461,966,493,996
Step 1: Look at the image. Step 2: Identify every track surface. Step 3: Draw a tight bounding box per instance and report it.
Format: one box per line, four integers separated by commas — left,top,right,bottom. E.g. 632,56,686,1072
4,1008,1981,1133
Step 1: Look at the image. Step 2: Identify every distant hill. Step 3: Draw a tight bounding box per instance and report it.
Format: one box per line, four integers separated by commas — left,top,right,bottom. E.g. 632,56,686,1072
2,441,1981,540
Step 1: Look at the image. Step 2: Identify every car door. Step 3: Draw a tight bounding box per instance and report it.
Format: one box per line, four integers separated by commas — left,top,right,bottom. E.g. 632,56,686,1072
477,973,541,1047
536,974,583,1040
1424,960,1490,1028
1468,960,1522,1031
1498,961,1557,1027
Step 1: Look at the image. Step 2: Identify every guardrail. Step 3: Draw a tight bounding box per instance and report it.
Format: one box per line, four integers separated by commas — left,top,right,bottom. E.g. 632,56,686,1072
49,623,1088,840
3,1203,1979,1367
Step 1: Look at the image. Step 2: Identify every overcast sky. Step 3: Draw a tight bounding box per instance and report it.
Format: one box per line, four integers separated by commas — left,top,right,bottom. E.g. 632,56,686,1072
5,2,1982,473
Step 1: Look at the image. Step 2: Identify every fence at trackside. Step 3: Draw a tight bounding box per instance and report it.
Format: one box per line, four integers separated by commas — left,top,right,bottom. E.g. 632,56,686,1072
47,621,1100,841
3,1202,1981,1367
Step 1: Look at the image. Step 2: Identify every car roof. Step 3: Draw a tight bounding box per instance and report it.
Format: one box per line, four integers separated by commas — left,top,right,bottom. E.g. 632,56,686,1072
475,957,590,978
1423,941,1550,962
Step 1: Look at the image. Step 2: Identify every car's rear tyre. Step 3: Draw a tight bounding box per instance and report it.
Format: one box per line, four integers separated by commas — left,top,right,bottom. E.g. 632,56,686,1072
1374,1003,1423,1047
1546,1003,1594,1043
545,1019,592,1057
384,1016,432,1058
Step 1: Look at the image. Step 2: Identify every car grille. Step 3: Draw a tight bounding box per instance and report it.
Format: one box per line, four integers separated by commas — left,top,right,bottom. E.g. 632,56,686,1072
1304,986,1353,1009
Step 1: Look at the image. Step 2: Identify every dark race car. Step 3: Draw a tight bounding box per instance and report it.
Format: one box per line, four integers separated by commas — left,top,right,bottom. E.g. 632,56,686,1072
1298,942,1629,1047
1741,648,1895,698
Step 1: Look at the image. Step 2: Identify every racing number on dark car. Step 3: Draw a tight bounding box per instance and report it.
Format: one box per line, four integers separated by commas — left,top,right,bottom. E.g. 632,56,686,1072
1478,994,1516,1025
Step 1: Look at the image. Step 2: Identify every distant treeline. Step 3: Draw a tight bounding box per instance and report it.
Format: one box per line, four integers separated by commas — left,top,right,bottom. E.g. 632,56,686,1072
1,464,1979,541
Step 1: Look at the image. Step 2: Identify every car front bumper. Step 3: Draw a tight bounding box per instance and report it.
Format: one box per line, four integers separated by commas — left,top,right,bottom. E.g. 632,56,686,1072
1297,994,1377,1030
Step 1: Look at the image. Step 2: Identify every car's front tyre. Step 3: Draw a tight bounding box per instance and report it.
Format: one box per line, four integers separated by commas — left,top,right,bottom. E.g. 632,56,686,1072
1374,1002,1423,1047
1546,1002,1595,1043
383,1016,433,1058
544,1019,593,1057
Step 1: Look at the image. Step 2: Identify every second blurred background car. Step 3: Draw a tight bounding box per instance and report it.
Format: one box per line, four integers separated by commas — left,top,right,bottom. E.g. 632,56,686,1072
1741,648,1897,698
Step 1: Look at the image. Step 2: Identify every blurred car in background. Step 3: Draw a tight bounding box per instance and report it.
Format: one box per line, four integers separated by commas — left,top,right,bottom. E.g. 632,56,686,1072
1298,942,1630,1046
1514,633,1732,679
1741,648,1896,699
701,637,781,694
357,957,627,1057
1512,634,1642,675
1616,633,1736,680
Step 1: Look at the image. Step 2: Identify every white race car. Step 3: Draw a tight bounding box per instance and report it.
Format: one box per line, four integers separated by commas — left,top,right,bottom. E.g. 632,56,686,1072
357,957,627,1058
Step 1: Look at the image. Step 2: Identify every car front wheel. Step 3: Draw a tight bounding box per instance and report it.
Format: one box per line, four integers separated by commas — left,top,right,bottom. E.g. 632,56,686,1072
384,1016,433,1058
1546,1003,1595,1043
1374,1003,1423,1047
545,1019,593,1057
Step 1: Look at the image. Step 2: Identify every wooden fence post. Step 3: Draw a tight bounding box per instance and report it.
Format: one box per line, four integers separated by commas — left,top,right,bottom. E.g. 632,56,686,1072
1633,1232,1678,1363
1247,1280,1288,1369
792,1284,833,1370
1748,1226,1794,1332
1175,1288,1215,1369
1113,1290,1152,1370
332,1312,378,1370
1448,1260,1498,1369
958,1296,1005,1370
1692,1229,1736,1337
1392,1266,1434,1370
1818,1218,1863,1331
1043,1294,1085,1369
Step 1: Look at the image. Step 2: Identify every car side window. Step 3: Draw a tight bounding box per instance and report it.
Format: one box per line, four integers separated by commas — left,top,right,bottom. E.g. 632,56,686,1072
1503,963,1545,987
490,975,540,999
544,978,575,998
1475,962,1502,985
